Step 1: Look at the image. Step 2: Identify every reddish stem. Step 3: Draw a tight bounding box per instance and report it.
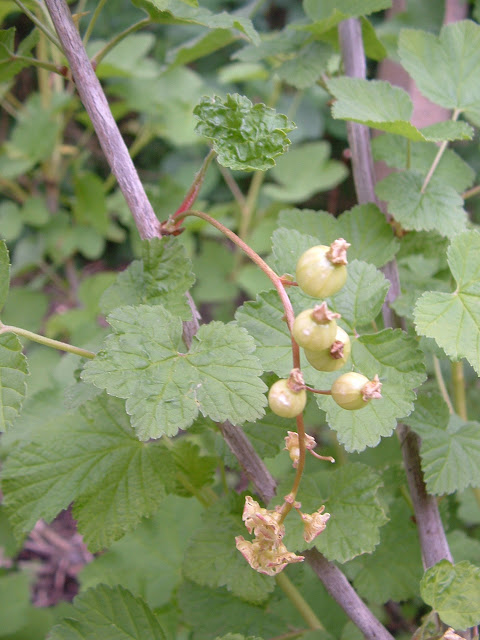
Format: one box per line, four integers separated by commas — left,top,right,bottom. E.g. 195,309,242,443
172,150,216,223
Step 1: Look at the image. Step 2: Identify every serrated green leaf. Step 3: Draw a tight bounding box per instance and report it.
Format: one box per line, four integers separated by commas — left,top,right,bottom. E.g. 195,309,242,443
82,305,267,440
398,21,480,116
420,120,473,142
376,170,467,238
80,495,203,609
420,560,480,629
414,230,480,374
275,42,334,90
49,584,166,640
279,463,388,562
329,260,389,329
316,329,426,452
0,333,28,433
100,237,195,319
183,503,274,604
263,142,347,203
178,581,285,640
404,394,480,494
235,290,292,377
2,395,171,547
277,204,398,268
303,0,391,35
131,0,259,45
0,239,10,311
372,134,475,193
193,94,295,171
346,498,422,602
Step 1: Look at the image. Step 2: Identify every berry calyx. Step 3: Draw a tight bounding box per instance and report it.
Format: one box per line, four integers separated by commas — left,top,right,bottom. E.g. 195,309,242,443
296,238,350,298
292,302,340,351
268,369,307,418
330,372,382,411
304,327,351,372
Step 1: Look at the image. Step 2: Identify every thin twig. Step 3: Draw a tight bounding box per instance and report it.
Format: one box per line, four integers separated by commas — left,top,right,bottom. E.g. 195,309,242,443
44,0,161,240
338,17,453,570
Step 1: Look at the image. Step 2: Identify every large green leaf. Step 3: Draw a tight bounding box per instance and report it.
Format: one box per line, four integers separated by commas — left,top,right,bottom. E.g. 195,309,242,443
82,305,267,440
80,496,203,609
420,560,480,629
277,204,398,268
327,77,473,141
414,230,480,374
398,21,480,117
316,329,426,452
183,501,274,604
375,171,467,238
2,394,171,548
0,333,28,432
49,585,166,640
131,0,259,44
278,463,388,562
404,394,480,494
193,94,295,171
100,237,195,319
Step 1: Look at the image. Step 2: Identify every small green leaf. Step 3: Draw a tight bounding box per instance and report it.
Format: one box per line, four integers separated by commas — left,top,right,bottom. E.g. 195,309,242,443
183,502,274,604
329,260,390,329
263,141,347,203
0,333,28,433
49,584,166,640
398,21,480,116
420,559,480,629
375,171,467,238
277,204,398,268
274,42,334,90
316,329,426,452
404,394,480,494
414,230,480,373
279,463,388,563
2,395,171,547
303,0,392,35
193,94,295,171
100,237,195,319
0,239,10,311
82,305,267,440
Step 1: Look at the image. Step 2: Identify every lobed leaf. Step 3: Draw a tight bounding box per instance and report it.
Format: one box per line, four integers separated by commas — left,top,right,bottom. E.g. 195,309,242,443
279,463,388,563
316,329,426,451
404,394,480,494
100,237,195,319
49,584,166,640
420,560,480,629
0,333,28,432
277,204,398,268
398,21,480,116
2,394,172,548
193,94,295,171
414,230,480,373
375,171,467,238
82,305,267,440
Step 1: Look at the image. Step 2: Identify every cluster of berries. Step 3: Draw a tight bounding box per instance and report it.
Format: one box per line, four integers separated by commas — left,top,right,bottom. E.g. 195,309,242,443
268,239,382,417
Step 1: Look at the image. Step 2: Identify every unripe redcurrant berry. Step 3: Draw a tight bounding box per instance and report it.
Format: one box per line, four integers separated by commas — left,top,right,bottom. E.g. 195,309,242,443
296,239,350,298
331,372,382,411
292,302,340,351
268,371,306,418
304,327,351,371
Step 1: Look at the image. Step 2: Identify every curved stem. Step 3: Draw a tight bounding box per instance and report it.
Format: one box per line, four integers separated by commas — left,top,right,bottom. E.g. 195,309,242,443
13,0,62,50
0,324,95,359
279,412,307,523
433,355,454,414
275,572,325,631
172,150,217,219
91,18,152,66
82,0,108,45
